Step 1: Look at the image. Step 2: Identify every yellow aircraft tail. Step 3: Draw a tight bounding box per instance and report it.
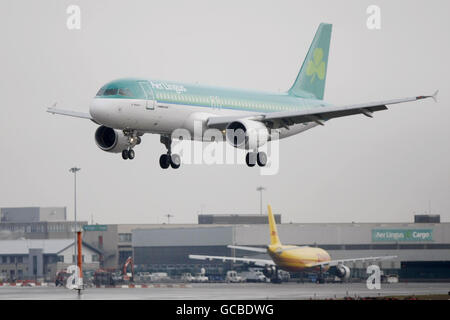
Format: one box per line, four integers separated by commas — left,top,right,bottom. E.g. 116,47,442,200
268,205,281,245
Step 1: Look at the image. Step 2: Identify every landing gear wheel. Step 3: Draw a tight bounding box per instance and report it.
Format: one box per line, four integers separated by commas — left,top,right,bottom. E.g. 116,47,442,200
128,149,135,160
136,137,142,145
159,154,170,169
122,150,129,160
170,154,181,169
257,152,267,167
245,152,257,167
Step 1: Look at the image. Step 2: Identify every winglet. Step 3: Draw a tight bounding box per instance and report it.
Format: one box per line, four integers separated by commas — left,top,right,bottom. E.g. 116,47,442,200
431,90,439,103
417,90,439,103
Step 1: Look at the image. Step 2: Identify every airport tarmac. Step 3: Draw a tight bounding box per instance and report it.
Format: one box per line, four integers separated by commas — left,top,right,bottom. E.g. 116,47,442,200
0,282,448,300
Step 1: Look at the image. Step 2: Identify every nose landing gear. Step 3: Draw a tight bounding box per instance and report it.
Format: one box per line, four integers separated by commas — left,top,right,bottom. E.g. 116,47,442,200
121,130,140,160
159,135,181,169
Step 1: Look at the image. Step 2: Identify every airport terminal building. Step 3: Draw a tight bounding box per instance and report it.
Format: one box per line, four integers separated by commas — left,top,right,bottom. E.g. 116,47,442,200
1,208,449,281
131,216,450,281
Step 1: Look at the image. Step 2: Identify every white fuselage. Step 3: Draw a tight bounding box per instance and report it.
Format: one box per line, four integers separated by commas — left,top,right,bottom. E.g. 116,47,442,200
89,97,317,141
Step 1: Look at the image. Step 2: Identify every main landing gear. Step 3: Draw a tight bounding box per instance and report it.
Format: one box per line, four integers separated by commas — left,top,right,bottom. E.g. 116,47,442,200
122,149,135,160
159,135,181,169
316,266,325,284
245,151,267,167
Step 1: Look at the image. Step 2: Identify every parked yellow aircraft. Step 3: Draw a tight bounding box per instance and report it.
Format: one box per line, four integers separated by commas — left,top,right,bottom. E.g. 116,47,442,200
189,205,396,283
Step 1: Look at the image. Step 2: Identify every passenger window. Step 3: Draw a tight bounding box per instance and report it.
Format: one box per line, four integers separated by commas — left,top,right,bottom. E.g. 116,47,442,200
104,88,118,96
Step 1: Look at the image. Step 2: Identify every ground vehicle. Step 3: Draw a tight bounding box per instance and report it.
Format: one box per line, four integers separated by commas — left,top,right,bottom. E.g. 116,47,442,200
136,272,152,283
149,272,170,282
194,273,209,282
226,270,245,283
122,256,134,282
181,273,195,282
93,269,115,286
241,270,269,283
55,270,70,287
384,274,399,284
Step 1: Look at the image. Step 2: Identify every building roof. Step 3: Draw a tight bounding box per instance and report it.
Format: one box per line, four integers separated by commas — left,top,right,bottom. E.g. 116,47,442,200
0,239,101,255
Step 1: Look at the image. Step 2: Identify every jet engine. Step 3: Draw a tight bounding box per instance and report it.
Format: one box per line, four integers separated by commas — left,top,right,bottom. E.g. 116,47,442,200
225,120,269,150
95,125,131,153
336,265,351,280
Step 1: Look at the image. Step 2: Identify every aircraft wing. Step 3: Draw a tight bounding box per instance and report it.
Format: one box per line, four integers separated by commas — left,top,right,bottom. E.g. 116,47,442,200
47,106,98,124
309,255,397,268
207,91,438,130
227,245,268,253
189,254,274,267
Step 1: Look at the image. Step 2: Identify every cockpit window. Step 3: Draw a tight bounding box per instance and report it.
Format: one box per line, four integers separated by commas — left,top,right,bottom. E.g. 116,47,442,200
118,88,133,97
95,80,147,99
104,88,118,96
96,87,106,96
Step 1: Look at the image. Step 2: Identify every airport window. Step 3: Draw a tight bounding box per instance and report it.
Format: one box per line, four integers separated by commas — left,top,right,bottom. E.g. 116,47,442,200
1,256,6,263
103,88,118,96
399,244,426,250
92,255,99,262
17,256,23,263
119,233,132,242
372,244,398,250
345,244,372,250
427,244,450,249
57,255,64,262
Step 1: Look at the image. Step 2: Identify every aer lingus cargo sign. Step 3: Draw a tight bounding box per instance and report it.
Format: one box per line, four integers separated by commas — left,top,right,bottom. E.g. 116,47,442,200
372,229,433,242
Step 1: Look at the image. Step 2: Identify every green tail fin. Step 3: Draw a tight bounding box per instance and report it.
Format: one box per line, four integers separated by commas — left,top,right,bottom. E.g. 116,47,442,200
288,23,332,100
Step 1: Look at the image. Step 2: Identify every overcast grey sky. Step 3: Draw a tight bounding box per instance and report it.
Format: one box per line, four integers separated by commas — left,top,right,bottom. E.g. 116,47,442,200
0,0,449,224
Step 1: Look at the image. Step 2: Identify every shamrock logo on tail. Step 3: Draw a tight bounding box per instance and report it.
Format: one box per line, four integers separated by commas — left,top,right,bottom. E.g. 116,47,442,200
306,48,326,83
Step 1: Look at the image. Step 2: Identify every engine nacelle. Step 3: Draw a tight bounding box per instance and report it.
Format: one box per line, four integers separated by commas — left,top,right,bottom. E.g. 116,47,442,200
225,120,269,150
336,265,351,280
95,125,130,153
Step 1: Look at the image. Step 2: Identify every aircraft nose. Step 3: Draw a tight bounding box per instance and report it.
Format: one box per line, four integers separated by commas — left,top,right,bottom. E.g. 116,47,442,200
89,99,109,124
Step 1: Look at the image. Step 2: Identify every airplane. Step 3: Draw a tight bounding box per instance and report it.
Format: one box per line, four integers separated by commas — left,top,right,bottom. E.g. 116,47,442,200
189,205,396,283
47,23,437,169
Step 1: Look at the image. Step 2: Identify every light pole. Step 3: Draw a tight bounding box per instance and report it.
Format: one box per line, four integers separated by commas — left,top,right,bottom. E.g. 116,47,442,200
256,186,266,215
69,167,81,264
164,213,174,224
